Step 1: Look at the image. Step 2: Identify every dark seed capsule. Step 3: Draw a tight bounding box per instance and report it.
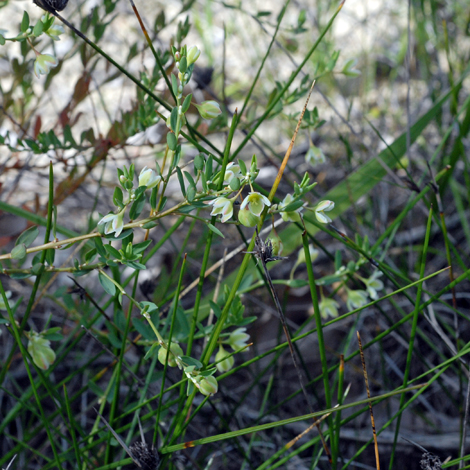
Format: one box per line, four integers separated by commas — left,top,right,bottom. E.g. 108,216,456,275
129,441,160,470
33,0,69,13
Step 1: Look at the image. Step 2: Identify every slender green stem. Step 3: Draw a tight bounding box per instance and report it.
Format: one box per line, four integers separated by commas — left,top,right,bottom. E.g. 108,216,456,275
333,355,345,470
301,224,334,458
127,0,174,102
106,269,140,464
160,383,427,453
155,254,187,448
63,384,83,469
388,205,433,469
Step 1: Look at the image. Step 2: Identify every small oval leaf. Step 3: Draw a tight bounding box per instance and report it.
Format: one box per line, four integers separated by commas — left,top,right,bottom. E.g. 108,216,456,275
17,226,39,248
98,272,116,296
207,223,224,238
11,244,27,261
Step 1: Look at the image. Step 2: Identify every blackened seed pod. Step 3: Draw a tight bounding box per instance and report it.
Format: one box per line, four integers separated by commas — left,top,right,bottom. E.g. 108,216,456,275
33,0,69,13
96,410,160,470
129,441,160,470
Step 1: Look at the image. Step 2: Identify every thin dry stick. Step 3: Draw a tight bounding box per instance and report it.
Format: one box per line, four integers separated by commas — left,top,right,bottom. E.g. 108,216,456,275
284,409,335,450
2,455,17,470
268,80,315,202
357,331,380,470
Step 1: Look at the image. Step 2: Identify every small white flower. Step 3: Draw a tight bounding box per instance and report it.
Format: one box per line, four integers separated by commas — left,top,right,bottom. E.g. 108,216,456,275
206,196,234,223
305,144,326,166
363,271,384,300
315,200,335,224
319,297,340,319
98,209,126,237
223,162,242,185
346,289,368,311
45,23,64,41
279,193,303,223
240,192,271,217
138,166,161,189
228,328,250,352
33,53,58,78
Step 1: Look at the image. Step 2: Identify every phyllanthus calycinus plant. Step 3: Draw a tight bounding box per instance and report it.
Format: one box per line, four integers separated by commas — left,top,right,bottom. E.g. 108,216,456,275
0,7,341,388
0,36,346,397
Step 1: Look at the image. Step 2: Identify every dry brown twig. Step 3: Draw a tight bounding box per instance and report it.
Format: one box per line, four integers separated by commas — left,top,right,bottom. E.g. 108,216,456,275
357,331,380,470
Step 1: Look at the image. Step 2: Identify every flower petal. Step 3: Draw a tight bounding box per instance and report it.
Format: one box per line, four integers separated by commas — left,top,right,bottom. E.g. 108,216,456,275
113,217,124,237
260,194,271,206
315,211,331,224
98,213,116,225
316,200,334,212
104,221,114,234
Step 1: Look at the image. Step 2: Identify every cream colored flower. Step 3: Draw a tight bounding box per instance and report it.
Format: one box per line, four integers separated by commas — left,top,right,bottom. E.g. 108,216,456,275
138,166,161,189
240,192,271,216
98,208,126,237
207,197,234,223
315,200,335,224
34,53,58,78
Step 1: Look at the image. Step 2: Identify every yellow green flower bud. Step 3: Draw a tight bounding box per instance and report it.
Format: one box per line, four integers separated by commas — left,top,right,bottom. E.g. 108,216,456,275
215,345,234,373
268,232,283,256
195,101,222,120
198,375,218,396
158,342,183,367
238,206,260,227
27,331,56,370
187,45,201,65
